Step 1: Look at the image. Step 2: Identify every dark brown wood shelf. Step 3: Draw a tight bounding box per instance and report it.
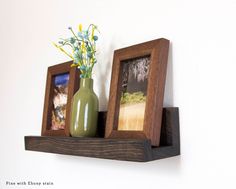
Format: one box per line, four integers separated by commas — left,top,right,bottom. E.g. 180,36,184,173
24,107,180,162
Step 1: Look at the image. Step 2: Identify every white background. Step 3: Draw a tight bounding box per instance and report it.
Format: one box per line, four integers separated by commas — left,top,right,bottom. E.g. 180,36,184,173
1,0,236,188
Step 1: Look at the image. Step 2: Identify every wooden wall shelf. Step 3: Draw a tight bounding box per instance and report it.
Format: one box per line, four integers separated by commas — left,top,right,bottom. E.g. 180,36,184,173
24,107,180,162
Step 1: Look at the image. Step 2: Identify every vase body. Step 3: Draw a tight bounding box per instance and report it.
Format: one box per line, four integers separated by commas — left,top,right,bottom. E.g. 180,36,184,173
70,78,98,137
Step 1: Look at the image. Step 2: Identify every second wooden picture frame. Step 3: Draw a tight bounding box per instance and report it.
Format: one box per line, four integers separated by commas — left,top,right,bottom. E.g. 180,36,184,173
105,38,169,146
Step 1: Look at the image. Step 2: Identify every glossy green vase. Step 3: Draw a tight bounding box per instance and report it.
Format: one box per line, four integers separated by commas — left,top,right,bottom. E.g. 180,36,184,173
70,78,98,137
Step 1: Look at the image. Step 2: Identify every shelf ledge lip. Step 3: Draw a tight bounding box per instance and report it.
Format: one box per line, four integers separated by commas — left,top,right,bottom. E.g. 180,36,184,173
24,135,179,162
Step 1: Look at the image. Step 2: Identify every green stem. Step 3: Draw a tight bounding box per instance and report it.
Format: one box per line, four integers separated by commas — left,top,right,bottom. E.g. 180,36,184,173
60,42,73,49
69,28,81,42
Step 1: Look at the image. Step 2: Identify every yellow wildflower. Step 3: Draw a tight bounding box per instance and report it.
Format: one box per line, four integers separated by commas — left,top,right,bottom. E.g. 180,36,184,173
91,26,95,40
79,24,82,32
81,41,86,53
71,63,77,67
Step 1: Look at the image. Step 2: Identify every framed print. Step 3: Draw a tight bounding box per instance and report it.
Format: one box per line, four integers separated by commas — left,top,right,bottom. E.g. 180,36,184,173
41,61,80,136
105,38,169,146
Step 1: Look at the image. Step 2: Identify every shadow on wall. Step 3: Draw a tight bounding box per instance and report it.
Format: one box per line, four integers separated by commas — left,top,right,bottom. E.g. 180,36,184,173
96,42,114,111
56,154,181,175
164,42,174,107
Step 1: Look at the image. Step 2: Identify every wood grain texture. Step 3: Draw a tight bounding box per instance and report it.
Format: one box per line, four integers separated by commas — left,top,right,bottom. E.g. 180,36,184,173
105,38,170,146
41,61,80,136
25,136,152,162
25,107,180,162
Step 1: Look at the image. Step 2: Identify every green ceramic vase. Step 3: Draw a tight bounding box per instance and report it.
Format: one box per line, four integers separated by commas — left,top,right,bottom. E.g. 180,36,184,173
70,78,98,137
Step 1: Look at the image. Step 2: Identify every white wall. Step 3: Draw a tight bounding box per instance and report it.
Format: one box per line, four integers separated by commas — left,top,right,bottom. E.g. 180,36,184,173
1,0,236,188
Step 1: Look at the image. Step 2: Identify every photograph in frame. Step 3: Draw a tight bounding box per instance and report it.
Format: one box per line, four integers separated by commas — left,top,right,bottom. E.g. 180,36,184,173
51,73,70,130
118,56,150,131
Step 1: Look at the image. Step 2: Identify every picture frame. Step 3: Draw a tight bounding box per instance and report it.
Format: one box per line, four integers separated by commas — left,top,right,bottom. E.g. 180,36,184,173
105,38,169,146
41,61,80,136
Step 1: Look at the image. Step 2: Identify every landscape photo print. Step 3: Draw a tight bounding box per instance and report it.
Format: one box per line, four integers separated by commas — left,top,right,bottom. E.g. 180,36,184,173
118,56,150,131
51,73,69,130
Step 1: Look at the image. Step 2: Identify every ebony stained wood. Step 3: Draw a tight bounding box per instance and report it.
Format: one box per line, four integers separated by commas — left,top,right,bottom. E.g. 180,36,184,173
25,107,180,162
105,38,170,146
41,61,80,136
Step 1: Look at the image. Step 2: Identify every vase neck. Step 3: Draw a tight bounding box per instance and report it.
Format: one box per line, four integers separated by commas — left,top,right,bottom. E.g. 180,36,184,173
80,78,93,90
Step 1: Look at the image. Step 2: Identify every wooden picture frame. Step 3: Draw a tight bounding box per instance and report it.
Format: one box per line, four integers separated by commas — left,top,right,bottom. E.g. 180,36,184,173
105,38,169,146
41,61,80,136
